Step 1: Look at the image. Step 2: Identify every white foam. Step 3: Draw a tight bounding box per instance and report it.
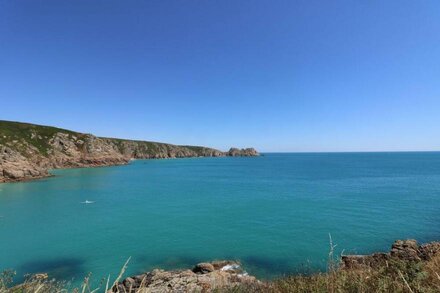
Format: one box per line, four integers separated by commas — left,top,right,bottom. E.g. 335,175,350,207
221,264,240,271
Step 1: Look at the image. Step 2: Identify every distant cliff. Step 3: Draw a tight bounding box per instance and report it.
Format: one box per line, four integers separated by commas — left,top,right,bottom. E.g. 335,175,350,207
0,120,259,183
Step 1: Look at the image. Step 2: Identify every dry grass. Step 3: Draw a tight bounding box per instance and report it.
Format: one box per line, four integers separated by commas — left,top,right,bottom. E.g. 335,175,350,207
229,254,440,293
2,254,440,293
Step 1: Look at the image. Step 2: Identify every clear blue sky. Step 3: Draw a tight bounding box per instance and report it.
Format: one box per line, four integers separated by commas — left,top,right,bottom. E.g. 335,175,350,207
1,1,439,152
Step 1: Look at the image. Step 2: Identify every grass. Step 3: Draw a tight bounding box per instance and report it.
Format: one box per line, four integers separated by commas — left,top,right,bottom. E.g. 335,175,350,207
226,254,440,293
0,120,80,156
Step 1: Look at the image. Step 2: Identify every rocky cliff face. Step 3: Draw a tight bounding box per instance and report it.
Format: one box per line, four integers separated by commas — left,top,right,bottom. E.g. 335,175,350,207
0,121,259,183
0,145,49,181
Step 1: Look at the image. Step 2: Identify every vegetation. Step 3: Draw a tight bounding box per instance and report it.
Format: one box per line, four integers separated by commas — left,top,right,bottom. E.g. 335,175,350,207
226,254,440,293
2,253,440,293
0,120,79,156
0,120,219,159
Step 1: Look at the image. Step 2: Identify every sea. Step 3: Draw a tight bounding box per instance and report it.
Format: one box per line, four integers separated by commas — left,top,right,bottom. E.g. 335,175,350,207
1,152,440,285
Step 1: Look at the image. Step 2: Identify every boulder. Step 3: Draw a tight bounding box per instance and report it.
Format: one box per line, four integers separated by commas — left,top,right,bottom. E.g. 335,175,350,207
112,260,259,293
390,239,420,261
419,242,440,260
3,169,25,179
193,263,215,274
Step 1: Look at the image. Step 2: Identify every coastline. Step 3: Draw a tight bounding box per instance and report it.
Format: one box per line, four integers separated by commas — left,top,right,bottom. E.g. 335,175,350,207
0,153,259,184
0,120,259,184
6,239,440,292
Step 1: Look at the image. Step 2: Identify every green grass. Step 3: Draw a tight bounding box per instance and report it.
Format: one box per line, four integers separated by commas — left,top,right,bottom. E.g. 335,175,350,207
0,120,79,156
182,145,214,152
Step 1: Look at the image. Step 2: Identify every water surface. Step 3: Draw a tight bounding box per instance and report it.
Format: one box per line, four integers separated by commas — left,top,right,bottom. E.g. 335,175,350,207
1,152,440,283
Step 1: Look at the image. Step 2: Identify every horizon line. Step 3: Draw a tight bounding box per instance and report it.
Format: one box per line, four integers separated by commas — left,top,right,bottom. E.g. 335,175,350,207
260,150,440,154
2,120,438,154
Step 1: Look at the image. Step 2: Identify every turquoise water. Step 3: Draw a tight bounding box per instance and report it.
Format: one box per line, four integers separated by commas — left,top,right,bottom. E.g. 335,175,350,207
1,153,440,284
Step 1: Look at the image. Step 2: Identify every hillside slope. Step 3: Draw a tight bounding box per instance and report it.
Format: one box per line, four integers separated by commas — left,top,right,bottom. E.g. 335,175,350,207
0,120,258,183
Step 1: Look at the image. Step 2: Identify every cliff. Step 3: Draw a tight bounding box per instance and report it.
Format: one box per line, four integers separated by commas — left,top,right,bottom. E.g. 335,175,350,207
0,120,259,183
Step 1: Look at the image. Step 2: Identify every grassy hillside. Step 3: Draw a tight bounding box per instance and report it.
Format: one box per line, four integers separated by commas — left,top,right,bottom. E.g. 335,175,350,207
0,120,220,157
0,120,80,156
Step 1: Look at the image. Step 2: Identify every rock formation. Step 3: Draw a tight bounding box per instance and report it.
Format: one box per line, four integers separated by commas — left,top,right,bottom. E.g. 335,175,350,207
227,147,259,157
111,261,259,293
0,120,259,183
341,239,440,269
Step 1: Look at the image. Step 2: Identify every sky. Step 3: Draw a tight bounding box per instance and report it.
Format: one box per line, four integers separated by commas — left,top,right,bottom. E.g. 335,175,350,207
1,1,439,152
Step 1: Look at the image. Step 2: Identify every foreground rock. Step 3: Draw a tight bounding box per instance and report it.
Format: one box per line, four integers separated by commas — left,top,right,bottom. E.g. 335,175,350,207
112,261,259,293
341,239,440,269
0,120,259,183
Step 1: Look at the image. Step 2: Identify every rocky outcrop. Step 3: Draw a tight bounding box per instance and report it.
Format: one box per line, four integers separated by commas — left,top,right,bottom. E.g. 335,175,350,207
113,241,440,292
341,239,440,269
0,145,49,182
0,120,259,183
227,147,259,157
47,133,129,168
112,261,259,293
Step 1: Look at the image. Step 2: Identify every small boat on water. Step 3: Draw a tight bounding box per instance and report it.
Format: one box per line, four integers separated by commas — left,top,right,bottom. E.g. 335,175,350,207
80,200,95,204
